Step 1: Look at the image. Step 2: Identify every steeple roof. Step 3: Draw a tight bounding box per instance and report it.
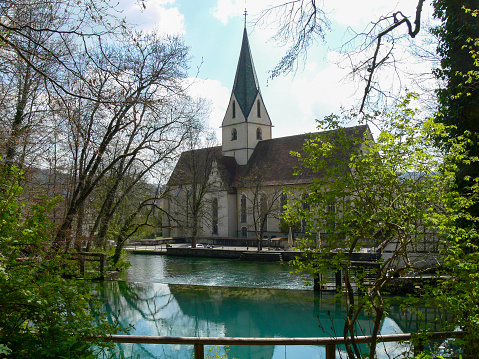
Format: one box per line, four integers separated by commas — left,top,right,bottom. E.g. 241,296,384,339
232,28,260,118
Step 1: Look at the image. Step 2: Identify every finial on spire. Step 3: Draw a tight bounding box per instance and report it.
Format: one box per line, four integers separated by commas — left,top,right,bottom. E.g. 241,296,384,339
243,8,247,28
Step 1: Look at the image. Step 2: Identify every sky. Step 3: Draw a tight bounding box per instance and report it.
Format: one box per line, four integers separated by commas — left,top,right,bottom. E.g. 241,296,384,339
116,0,437,141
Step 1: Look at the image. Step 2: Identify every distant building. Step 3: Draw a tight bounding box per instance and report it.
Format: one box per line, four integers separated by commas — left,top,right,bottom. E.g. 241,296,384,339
163,28,372,239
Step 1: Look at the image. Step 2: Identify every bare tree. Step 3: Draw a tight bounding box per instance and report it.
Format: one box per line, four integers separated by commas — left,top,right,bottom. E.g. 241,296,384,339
256,0,331,79
50,33,193,252
239,165,284,251
165,129,221,248
0,0,124,102
84,97,208,260
256,0,429,114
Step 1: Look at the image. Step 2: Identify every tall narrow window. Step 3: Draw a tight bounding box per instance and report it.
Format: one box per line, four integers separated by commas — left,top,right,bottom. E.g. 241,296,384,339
232,101,236,118
212,198,218,235
301,193,309,233
256,127,262,140
240,194,247,223
231,128,237,141
280,193,287,216
328,201,336,231
260,192,268,232
257,99,261,117
241,227,248,237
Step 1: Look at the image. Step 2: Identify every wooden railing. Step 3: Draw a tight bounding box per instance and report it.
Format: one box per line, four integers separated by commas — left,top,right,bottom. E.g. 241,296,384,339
70,252,107,278
95,331,466,359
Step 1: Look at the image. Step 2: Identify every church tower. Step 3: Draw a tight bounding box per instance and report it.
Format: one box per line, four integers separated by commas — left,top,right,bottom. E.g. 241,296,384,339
221,27,272,165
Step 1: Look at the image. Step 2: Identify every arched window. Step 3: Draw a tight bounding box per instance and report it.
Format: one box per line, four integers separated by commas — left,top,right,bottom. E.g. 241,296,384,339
212,198,218,235
232,101,236,118
231,128,237,141
256,127,262,140
257,99,261,118
241,227,248,237
240,194,247,223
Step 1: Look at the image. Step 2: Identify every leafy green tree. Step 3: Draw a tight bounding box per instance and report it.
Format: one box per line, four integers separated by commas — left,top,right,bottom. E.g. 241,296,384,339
430,130,479,356
286,96,460,358
0,165,124,358
432,1,479,219
430,7,479,353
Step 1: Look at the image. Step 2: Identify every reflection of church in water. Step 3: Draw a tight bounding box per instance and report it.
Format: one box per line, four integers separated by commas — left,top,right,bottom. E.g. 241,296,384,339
104,280,452,359
164,25,370,239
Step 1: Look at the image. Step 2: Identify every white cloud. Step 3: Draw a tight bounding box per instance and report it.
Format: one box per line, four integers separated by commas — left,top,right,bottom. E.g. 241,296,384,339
259,50,362,138
328,0,425,27
118,0,185,36
185,78,230,141
210,0,244,25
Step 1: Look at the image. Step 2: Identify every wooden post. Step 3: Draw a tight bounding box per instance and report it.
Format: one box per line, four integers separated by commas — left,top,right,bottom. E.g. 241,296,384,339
79,255,85,276
313,273,320,292
325,343,335,359
99,253,106,278
413,340,424,357
335,270,342,291
194,343,204,359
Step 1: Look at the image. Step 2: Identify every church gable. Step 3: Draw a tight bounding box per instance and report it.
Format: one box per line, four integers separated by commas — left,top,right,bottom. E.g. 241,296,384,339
167,146,238,193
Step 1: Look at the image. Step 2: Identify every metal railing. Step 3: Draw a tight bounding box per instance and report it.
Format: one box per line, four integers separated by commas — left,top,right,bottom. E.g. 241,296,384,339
95,331,466,359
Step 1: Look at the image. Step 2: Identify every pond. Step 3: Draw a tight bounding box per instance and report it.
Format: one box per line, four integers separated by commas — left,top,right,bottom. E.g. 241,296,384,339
98,254,450,359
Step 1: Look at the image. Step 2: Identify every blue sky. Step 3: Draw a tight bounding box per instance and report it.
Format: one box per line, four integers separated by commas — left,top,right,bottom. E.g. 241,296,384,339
117,0,436,140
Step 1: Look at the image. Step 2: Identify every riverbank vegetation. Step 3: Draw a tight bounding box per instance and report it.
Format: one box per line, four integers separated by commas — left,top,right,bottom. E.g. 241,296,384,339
0,0,207,356
0,165,128,357
277,2,479,357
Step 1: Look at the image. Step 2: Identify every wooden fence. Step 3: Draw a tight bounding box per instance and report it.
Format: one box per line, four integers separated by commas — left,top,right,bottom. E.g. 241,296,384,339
70,252,107,279
95,331,466,359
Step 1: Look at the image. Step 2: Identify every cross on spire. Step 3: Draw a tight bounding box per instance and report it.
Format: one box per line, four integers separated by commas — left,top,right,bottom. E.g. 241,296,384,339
243,8,247,28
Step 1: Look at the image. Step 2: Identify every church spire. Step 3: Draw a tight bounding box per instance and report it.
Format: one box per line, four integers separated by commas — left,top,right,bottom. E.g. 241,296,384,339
232,27,260,119
221,25,272,166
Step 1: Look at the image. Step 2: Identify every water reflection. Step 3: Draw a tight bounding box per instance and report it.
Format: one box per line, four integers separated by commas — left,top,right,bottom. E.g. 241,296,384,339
99,281,450,359
125,254,310,290
98,254,451,358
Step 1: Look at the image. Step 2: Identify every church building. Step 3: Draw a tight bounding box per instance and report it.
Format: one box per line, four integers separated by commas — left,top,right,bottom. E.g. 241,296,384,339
163,27,371,240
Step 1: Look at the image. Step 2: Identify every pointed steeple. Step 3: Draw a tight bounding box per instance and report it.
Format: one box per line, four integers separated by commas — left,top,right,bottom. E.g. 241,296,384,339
221,26,272,166
232,28,260,119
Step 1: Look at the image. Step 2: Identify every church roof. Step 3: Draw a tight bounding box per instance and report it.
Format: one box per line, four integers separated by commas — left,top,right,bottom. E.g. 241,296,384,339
237,125,370,187
167,125,370,191
232,28,260,118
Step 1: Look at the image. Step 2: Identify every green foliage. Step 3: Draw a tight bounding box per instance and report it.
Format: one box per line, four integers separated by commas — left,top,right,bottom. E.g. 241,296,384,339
285,95,478,358
205,346,236,359
279,217,301,237
432,0,479,220
0,166,125,358
289,95,447,277
431,5,479,354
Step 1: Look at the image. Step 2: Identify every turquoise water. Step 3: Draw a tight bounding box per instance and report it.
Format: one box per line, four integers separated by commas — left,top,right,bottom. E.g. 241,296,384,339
124,254,310,289
98,254,449,359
